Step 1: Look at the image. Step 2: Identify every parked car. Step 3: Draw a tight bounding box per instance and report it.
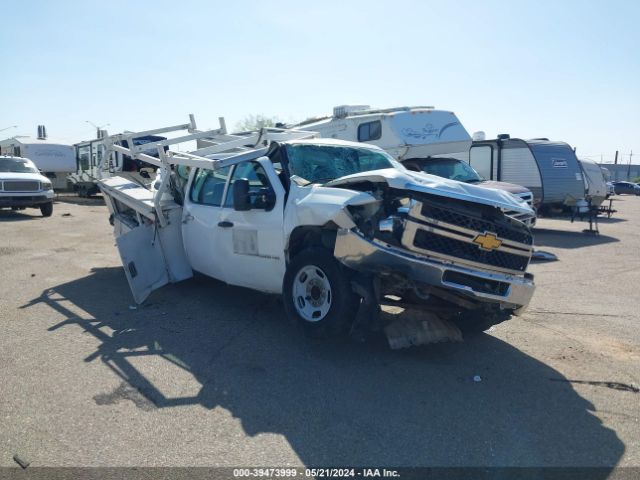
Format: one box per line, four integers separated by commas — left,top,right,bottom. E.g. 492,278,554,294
606,182,616,198
0,156,55,216
402,157,536,225
612,181,640,195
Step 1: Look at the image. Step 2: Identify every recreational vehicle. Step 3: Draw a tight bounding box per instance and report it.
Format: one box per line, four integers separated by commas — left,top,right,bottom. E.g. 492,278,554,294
0,126,74,190
578,158,608,207
68,134,167,196
468,135,587,213
294,105,472,161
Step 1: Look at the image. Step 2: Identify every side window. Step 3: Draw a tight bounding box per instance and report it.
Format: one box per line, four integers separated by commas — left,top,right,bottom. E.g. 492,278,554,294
357,120,382,142
95,144,103,166
77,145,90,170
469,145,493,180
225,162,275,210
190,166,231,206
14,146,21,157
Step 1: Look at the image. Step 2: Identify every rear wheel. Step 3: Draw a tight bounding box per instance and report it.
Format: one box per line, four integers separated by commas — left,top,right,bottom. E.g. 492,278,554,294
283,248,359,338
40,202,53,217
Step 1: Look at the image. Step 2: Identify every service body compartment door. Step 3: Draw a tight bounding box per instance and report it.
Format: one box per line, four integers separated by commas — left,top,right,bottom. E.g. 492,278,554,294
117,223,170,304
100,176,193,304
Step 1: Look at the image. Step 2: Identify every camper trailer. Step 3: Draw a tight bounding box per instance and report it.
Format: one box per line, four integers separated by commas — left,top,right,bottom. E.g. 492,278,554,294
0,126,74,190
68,134,167,196
578,158,608,207
293,105,473,160
468,135,587,213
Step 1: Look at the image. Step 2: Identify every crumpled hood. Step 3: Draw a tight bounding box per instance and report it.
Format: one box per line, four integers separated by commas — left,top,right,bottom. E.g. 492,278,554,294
0,172,49,182
325,168,534,215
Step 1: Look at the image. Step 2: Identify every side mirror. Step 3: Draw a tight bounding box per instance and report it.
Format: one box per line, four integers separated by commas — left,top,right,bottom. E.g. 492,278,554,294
233,178,251,211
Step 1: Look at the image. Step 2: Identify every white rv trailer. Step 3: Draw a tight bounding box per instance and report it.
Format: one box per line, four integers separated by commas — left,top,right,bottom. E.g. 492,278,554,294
578,158,608,207
0,126,74,190
293,105,473,161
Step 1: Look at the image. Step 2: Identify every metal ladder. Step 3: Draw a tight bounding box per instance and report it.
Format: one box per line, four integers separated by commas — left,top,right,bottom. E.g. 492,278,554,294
98,114,317,226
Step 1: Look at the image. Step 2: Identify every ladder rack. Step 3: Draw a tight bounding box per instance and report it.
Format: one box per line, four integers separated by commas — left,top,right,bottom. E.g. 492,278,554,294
99,114,317,226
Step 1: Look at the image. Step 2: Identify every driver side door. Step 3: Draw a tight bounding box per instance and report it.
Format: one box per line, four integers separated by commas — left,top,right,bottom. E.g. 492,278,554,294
215,159,287,293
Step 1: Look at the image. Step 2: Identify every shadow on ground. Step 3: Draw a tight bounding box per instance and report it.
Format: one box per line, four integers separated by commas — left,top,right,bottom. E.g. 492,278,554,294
22,267,625,468
0,209,39,221
533,228,619,249
55,194,105,206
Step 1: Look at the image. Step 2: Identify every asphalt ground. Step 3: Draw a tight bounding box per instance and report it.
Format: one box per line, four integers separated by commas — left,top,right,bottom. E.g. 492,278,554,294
0,194,638,473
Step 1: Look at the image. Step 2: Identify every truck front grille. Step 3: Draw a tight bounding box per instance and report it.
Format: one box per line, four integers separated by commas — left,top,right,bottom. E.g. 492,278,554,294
501,192,536,225
414,229,530,273
401,200,534,274
517,192,534,206
419,202,533,245
2,181,40,192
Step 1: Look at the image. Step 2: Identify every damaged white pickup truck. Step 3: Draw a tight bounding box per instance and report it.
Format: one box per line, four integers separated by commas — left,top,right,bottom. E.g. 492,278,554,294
98,119,535,342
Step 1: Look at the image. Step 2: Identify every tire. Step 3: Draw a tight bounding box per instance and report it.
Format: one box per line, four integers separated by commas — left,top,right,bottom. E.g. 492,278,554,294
283,247,359,338
40,202,53,217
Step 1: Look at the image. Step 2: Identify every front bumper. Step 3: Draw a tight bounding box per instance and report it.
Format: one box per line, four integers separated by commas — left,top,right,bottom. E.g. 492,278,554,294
0,191,54,207
334,229,535,312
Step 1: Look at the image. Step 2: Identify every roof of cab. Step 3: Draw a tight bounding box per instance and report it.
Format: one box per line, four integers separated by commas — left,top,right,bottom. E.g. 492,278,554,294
282,137,385,151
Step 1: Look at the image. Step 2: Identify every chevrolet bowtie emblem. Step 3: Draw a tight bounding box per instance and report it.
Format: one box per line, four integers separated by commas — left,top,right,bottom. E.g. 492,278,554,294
473,232,502,251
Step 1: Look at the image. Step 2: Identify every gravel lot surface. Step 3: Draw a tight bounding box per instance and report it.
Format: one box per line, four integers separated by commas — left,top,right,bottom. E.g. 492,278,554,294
1,195,638,471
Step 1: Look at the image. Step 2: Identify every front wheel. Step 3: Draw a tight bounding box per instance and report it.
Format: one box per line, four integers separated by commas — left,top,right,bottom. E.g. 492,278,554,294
283,248,359,338
40,202,53,217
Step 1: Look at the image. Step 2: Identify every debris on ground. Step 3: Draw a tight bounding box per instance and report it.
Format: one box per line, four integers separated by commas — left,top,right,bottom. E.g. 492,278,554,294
550,378,639,393
61,213,72,217
531,249,559,262
13,454,30,469
384,312,463,349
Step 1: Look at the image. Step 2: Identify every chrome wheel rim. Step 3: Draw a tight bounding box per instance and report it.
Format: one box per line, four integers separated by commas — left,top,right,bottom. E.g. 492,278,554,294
292,265,332,322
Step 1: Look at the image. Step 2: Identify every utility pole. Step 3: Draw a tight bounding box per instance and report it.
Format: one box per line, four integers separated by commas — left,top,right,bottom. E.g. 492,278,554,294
614,150,618,164
627,150,633,180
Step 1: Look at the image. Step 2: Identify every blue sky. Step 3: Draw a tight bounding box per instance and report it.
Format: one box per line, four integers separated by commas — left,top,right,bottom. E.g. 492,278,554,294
2,0,638,163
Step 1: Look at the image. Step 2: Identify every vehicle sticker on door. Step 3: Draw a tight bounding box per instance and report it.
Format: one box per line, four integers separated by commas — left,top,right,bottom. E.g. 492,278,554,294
233,229,258,255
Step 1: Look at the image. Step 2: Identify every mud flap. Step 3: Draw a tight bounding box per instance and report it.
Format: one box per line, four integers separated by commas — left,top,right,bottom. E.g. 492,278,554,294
116,224,170,304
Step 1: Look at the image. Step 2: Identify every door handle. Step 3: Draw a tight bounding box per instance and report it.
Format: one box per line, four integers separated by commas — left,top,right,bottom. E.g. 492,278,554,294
182,214,194,224
218,221,234,228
